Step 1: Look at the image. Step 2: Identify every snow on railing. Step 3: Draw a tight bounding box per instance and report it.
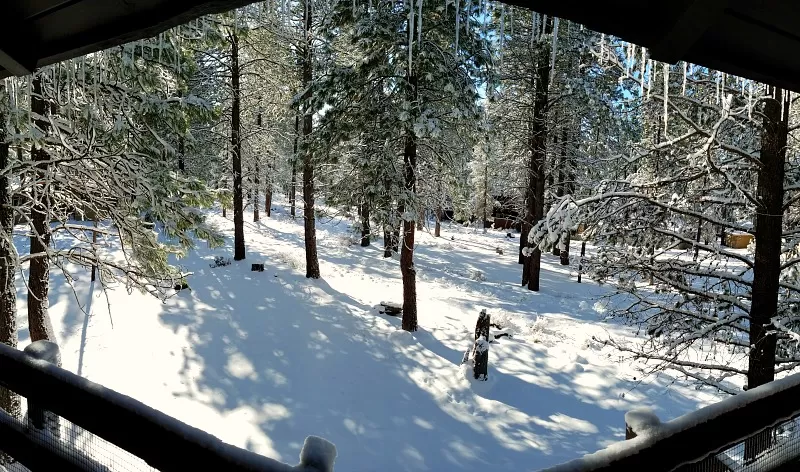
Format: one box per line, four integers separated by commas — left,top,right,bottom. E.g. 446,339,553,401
0,341,336,472
541,372,800,472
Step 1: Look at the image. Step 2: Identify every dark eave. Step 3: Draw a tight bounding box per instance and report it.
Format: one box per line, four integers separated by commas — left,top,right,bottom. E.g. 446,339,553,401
511,1,800,93
3,1,800,94
0,0,255,78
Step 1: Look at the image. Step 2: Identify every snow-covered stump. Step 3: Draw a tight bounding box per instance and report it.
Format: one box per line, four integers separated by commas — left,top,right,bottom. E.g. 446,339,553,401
472,310,490,381
298,435,337,472
23,341,61,440
624,408,661,440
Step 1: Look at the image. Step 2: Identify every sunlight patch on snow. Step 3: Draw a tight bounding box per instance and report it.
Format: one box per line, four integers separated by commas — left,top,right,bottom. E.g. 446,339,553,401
225,351,258,380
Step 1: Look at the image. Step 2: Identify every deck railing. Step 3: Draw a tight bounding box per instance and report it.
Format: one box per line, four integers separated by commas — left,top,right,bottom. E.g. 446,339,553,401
542,373,800,472
0,341,336,472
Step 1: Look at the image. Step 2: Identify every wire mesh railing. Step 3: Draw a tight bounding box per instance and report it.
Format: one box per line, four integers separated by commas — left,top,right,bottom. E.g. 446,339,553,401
676,414,800,472
0,341,336,472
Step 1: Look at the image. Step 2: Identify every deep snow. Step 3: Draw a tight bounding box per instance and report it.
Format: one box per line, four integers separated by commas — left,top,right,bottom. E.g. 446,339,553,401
11,197,729,471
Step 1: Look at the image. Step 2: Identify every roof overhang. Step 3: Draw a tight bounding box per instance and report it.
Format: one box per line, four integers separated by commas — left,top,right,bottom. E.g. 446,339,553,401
0,0,255,78
3,1,800,94
506,1,800,93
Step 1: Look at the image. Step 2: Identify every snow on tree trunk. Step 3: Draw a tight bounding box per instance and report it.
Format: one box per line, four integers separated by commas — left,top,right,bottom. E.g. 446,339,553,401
521,17,552,292
28,74,56,343
302,0,320,280
746,87,788,427
0,97,20,446
230,30,246,261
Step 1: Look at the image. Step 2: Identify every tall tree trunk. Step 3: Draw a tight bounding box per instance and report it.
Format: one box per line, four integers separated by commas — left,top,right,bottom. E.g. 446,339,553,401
748,86,788,390
401,68,419,332
253,161,260,222
302,0,320,279
0,99,20,426
290,114,299,218
744,85,788,461
522,17,553,291
401,139,418,331
435,206,441,237
230,31,245,261
28,75,55,343
360,202,371,247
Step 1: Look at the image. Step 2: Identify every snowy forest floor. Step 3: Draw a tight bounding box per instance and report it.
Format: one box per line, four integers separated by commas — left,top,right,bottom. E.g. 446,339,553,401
12,197,730,471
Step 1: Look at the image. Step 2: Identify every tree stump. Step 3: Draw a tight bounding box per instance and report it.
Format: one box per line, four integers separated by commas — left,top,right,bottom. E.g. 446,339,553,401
251,263,265,272
472,310,490,380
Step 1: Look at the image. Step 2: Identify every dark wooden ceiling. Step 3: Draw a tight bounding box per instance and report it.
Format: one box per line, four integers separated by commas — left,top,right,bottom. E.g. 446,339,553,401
2,1,800,93
0,1,254,77
514,0,800,92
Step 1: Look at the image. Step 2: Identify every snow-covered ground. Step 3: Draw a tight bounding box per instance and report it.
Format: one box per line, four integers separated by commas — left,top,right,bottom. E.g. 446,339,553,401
12,197,728,471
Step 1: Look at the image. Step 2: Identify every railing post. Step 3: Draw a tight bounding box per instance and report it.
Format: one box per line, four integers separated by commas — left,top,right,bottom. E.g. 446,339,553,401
299,436,337,472
23,341,61,439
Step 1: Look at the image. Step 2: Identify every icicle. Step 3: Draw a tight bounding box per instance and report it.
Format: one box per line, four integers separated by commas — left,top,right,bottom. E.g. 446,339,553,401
599,33,605,63
550,17,559,81
781,88,786,119
353,0,356,18
158,33,163,63
682,62,687,95
748,81,753,119
715,71,720,105
639,47,646,97
530,12,536,47
417,0,423,47
663,63,669,137
454,0,460,52
647,59,653,99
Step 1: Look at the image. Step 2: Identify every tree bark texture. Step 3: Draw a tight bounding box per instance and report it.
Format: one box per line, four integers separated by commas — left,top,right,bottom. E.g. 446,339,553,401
435,206,441,237
360,202,371,247
230,31,245,261
302,0,320,279
253,161,260,222
0,102,20,425
290,114,299,218
28,75,55,343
